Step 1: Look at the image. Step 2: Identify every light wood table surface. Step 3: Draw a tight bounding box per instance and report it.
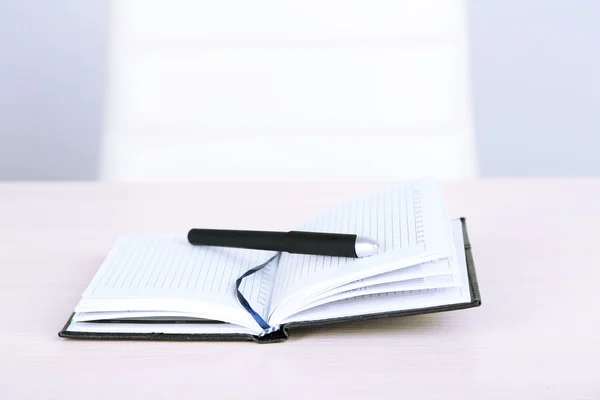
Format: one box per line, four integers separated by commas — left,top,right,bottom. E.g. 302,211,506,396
0,180,599,399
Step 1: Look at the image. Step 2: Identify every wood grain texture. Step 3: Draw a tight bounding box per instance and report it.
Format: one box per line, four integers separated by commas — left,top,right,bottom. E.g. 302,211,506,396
0,180,599,399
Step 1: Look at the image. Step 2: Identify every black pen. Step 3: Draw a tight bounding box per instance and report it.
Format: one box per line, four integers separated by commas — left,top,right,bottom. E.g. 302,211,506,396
187,229,379,258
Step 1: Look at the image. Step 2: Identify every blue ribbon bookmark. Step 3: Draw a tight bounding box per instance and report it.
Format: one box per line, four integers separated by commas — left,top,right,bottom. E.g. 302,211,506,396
235,253,280,335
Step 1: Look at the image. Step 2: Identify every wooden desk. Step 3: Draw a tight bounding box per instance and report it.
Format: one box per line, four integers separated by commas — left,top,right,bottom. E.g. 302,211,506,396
0,181,598,399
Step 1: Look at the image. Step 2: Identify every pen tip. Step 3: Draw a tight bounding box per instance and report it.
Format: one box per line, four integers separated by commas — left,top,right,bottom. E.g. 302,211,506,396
355,236,379,257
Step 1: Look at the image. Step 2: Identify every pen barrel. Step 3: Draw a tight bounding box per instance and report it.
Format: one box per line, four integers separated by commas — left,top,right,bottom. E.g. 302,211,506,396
188,229,288,252
286,231,357,257
187,229,358,257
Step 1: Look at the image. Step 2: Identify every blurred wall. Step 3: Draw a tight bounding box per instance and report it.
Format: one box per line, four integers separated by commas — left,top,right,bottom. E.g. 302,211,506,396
468,1,600,177
0,1,598,180
0,0,107,180
99,1,477,182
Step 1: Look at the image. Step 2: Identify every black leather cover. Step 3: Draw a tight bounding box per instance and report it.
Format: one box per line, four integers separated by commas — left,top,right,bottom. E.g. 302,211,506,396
58,218,481,343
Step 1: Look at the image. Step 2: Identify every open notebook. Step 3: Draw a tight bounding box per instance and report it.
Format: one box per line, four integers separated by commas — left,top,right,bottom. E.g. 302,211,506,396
59,178,481,343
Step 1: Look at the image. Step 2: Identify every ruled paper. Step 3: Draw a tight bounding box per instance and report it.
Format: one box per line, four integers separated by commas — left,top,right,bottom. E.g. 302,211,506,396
296,254,458,309
294,260,460,314
81,236,277,320
268,178,450,323
294,274,458,313
280,219,471,324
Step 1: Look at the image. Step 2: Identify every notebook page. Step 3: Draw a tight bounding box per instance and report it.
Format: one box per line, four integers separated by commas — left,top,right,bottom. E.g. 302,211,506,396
296,257,458,308
73,311,218,322
68,319,256,335
268,178,451,324
281,219,471,324
294,274,458,314
77,236,277,331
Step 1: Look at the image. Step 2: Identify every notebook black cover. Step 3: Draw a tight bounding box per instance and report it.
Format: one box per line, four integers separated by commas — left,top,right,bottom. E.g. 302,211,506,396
58,217,481,343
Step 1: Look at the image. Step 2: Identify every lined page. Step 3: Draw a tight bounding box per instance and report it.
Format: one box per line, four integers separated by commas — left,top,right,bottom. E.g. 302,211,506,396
283,287,466,324
294,274,458,314
269,178,450,323
281,219,471,324
79,236,277,321
294,257,458,311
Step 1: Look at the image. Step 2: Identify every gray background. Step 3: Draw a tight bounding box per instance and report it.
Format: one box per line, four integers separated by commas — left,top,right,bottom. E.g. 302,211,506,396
0,0,107,180
0,1,598,180
468,1,599,177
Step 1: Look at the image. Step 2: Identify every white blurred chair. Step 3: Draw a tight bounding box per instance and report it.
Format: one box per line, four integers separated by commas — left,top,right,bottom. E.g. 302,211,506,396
99,1,478,182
